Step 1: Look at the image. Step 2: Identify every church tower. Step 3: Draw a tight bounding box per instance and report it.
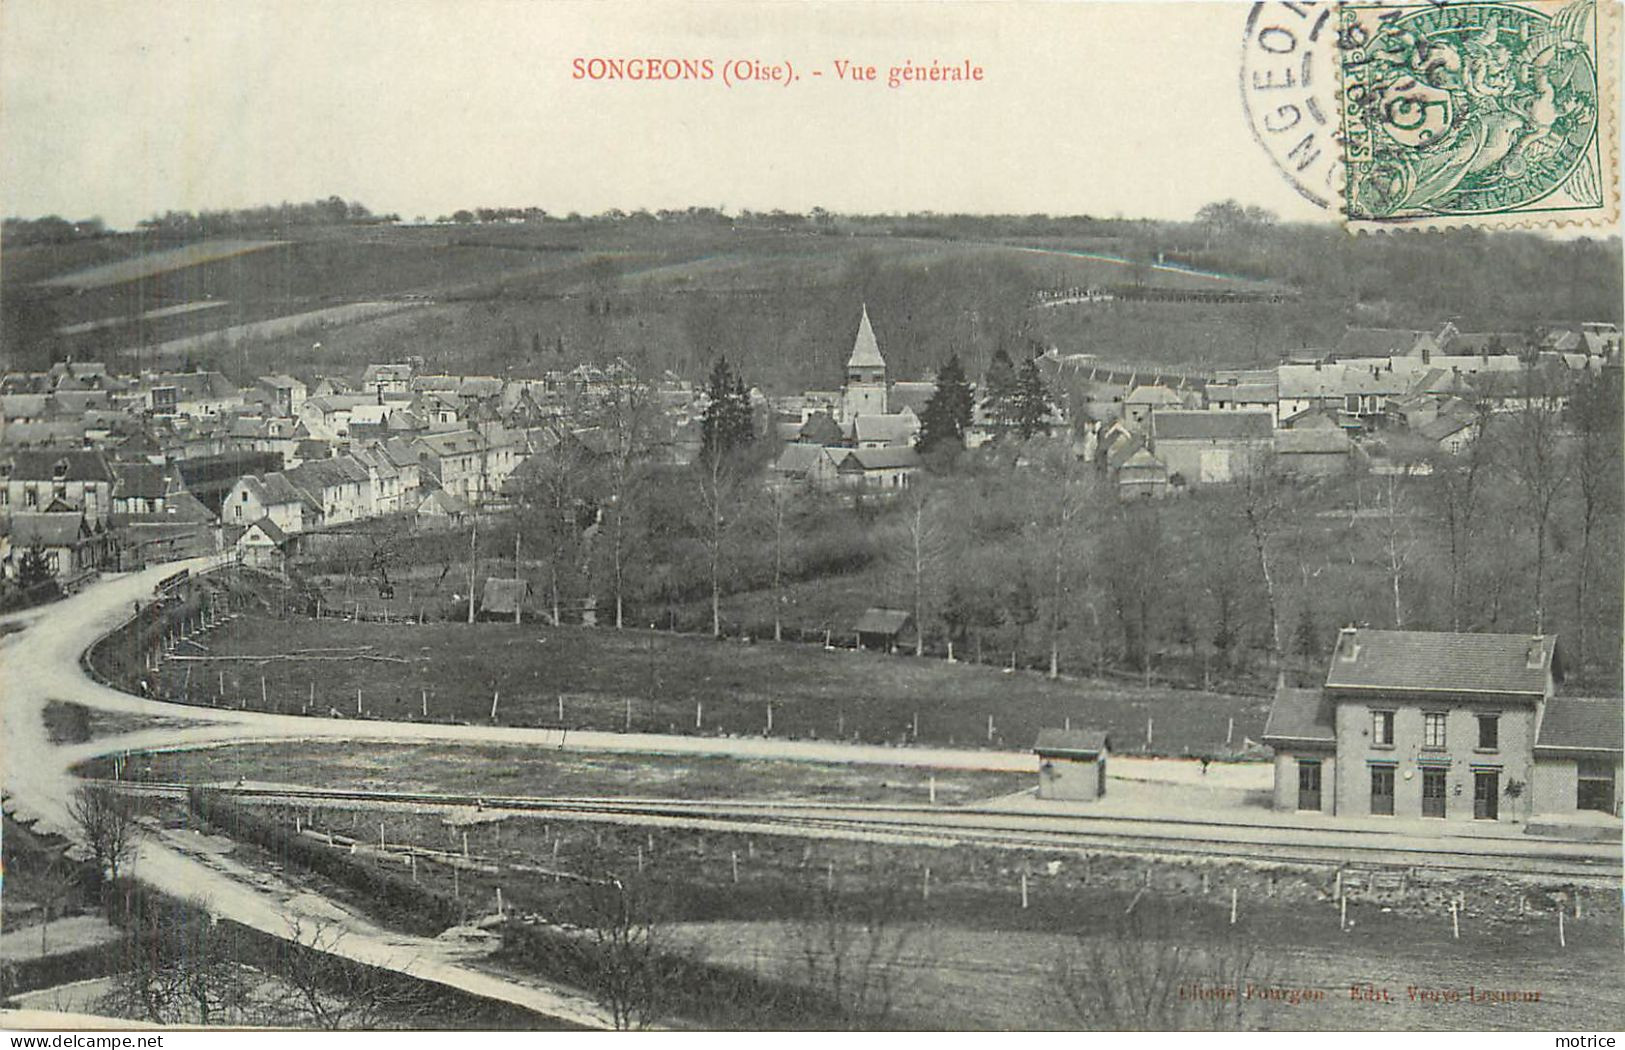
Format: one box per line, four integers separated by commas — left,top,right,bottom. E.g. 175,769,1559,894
842,304,888,419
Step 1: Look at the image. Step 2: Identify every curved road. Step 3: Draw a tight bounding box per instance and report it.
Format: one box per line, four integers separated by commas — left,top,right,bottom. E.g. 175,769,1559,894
1,558,617,1028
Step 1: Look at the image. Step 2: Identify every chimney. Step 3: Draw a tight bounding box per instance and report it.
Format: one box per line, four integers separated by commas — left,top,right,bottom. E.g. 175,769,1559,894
1337,625,1359,662
1526,635,1545,670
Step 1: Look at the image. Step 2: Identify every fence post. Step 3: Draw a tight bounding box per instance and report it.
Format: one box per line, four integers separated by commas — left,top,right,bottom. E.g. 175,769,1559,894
1230,887,1239,925
422,689,428,718
1451,900,1459,939
731,850,739,884
1020,871,1029,910
696,701,703,730
1559,907,1566,948
929,776,937,804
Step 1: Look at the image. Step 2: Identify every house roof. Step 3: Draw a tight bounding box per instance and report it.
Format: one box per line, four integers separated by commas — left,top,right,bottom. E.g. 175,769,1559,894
416,430,486,457
1333,328,1427,360
0,421,84,449
243,517,289,546
1262,687,1337,746
853,607,912,636
1118,447,1167,473
1125,384,1183,406
1212,382,1278,404
1104,432,1147,470
480,577,529,615
852,414,916,446
1274,428,1351,455
168,371,238,402
1324,629,1558,697
774,443,837,475
415,488,470,516
1415,415,1475,443
1535,697,1623,756
1152,410,1273,442
797,411,845,446
1,394,55,418
3,511,89,547
847,305,886,369
4,449,115,483
112,463,178,499
1033,728,1110,757
840,446,922,471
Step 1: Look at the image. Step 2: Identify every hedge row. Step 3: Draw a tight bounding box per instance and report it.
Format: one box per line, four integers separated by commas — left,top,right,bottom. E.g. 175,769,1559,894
496,917,894,1030
186,788,463,937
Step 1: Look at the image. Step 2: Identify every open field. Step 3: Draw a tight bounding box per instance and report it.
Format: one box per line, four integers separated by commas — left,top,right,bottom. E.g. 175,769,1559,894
671,919,1625,1031
144,613,1270,755
176,794,1624,1030
103,740,1030,806
34,239,285,290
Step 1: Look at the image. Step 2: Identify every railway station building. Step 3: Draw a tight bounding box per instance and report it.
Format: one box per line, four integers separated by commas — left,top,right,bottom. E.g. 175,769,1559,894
1264,628,1622,823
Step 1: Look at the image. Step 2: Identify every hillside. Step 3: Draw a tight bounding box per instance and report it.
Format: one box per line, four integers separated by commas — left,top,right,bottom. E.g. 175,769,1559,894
3,217,1619,386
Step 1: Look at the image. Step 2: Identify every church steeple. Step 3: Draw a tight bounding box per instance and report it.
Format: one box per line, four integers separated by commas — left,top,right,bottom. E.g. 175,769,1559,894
843,303,888,418
847,303,886,370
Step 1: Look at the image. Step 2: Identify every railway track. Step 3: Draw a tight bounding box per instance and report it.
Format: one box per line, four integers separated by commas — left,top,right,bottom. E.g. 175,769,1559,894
109,779,1620,883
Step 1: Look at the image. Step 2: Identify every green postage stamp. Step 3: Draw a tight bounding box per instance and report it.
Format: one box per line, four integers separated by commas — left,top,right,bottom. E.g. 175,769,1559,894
1338,0,1617,229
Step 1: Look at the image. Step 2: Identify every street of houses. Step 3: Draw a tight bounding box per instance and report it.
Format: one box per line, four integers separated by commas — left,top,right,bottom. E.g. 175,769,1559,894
2,313,1620,589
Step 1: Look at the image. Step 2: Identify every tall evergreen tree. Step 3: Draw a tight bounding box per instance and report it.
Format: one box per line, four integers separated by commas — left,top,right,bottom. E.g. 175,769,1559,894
981,348,1018,440
701,356,754,462
1010,359,1055,441
916,354,974,454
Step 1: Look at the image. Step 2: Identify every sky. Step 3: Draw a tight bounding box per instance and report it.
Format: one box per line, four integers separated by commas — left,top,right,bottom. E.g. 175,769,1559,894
0,0,1333,229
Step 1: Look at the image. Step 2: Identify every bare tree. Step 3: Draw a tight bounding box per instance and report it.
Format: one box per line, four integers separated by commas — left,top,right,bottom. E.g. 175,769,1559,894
67,783,141,884
1049,908,1267,1031
1568,373,1621,673
1237,457,1285,664
517,428,596,626
575,876,675,1030
791,874,918,1030
1034,440,1093,678
890,485,947,657
1380,469,1417,628
766,477,795,642
277,916,432,1029
100,897,257,1026
598,362,655,630
695,447,747,638
1506,369,1573,633
1430,401,1496,630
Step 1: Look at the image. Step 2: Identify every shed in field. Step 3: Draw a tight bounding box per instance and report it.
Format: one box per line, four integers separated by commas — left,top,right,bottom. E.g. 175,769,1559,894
853,608,913,652
479,577,529,621
1034,728,1111,801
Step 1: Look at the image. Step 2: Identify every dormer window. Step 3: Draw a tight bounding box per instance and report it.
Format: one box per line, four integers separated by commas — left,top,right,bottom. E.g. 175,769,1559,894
1337,626,1360,662
52,459,69,480
1526,636,1545,669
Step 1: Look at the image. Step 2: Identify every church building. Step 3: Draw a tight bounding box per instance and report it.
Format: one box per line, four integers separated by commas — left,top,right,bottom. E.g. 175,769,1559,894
841,304,890,420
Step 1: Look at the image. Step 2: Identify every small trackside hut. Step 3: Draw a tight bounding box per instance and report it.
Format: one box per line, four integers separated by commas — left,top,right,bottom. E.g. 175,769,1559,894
1034,728,1110,801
